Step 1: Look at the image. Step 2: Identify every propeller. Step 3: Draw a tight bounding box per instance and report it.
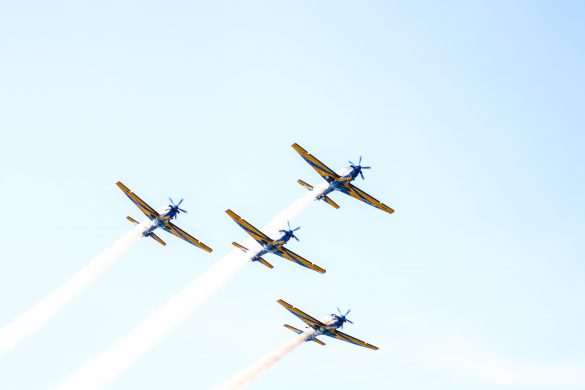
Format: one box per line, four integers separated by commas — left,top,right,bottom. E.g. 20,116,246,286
348,156,371,180
168,197,188,219
332,307,353,328
279,221,301,241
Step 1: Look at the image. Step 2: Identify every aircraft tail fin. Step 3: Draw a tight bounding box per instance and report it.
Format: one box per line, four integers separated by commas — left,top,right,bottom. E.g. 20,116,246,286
297,179,314,190
232,243,272,268
322,196,340,209
127,216,139,225
128,216,166,246
283,324,325,346
149,233,166,246
257,257,274,269
297,180,339,209
232,242,249,252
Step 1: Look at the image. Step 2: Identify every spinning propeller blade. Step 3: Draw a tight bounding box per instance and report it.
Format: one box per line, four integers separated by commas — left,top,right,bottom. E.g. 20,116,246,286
281,221,301,241
168,197,188,218
334,307,354,328
348,156,371,180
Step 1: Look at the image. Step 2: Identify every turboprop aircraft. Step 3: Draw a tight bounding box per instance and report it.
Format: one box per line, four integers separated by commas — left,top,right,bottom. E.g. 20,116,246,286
116,181,212,252
225,209,325,274
278,299,378,350
292,143,394,214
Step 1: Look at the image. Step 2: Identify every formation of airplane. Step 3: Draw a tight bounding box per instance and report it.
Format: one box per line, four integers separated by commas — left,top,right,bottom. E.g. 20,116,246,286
116,181,213,252
116,143,390,353
278,299,379,350
292,143,394,214
225,209,326,274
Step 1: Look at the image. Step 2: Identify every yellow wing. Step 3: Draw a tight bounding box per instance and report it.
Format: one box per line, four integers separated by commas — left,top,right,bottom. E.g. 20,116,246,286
328,329,379,350
116,181,160,220
277,299,325,328
344,184,394,214
274,247,326,274
292,143,340,182
162,222,213,253
225,209,272,245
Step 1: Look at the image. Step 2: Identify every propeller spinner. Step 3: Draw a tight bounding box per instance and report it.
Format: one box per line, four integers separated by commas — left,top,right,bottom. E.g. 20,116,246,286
168,197,188,219
332,307,354,328
279,221,301,241
348,156,371,180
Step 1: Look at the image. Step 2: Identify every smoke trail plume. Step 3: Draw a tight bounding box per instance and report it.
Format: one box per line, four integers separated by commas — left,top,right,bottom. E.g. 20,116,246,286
56,185,328,390
0,222,149,357
216,315,333,390
216,331,313,390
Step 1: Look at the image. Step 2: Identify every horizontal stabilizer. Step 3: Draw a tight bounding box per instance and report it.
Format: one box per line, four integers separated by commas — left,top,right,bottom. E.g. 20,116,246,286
149,233,166,246
127,216,139,225
232,242,248,252
298,179,339,209
283,325,325,346
311,337,326,346
257,257,273,269
297,179,314,191
284,324,303,334
322,196,340,209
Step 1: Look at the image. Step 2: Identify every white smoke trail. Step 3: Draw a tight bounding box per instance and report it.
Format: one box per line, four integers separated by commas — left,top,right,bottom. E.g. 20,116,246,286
216,333,310,390
216,331,312,390
216,316,332,390
0,222,150,357
56,185,329,390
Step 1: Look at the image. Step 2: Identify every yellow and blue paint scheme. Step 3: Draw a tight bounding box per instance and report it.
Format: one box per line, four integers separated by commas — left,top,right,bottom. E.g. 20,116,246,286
278,299,379,351
225,209,326,274
292,143,394,214
116,181,212,253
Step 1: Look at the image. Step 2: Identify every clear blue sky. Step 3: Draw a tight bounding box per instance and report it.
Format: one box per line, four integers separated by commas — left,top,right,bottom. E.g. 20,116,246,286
1,1,584,389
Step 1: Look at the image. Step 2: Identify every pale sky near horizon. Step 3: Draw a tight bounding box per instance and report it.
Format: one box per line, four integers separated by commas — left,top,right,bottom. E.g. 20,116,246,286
1,1,584,389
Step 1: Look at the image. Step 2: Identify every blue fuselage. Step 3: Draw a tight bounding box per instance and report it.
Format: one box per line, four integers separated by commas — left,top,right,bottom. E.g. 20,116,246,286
252,230,294,260
318,167,361,199
142,208,178,237
305,315,345,340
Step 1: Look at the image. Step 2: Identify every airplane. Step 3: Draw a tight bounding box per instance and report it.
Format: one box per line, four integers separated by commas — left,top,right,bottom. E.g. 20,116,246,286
292,143,394,214
278,299,379,350
116,181,213,252
225,209,325,274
